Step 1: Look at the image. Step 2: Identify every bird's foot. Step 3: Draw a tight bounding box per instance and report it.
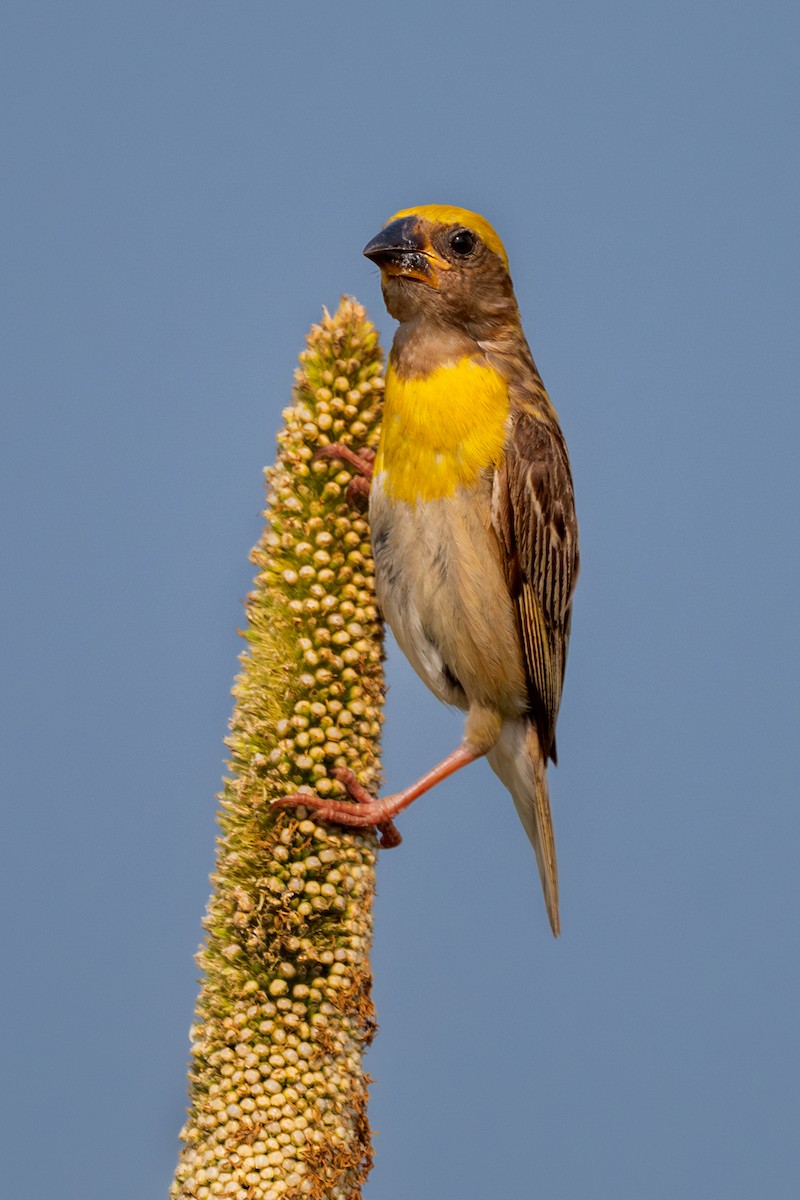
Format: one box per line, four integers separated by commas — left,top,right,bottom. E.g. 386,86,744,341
313,444,374,504
276,767,402,849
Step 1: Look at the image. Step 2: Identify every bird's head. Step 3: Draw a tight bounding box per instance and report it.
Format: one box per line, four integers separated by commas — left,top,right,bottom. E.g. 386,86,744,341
364,205,517,334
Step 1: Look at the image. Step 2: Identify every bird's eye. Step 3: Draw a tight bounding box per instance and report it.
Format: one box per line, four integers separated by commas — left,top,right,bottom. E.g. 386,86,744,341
449,229,477,257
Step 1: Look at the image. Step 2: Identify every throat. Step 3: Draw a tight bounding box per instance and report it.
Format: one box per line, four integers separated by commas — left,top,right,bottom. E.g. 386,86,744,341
376,357,510,504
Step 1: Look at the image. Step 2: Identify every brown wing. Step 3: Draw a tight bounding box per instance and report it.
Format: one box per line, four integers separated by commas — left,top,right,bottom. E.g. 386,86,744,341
493,405,579,762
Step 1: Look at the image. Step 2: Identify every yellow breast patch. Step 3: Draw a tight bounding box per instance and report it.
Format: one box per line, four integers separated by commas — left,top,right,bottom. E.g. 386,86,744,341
375,357,510,504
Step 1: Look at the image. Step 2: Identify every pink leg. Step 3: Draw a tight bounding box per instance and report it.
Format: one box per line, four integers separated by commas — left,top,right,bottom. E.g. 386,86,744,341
275,743,482,848
314,443,374,503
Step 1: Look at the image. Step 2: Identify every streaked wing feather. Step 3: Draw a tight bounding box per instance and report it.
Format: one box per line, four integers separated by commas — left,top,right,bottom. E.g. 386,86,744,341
493,407,579,760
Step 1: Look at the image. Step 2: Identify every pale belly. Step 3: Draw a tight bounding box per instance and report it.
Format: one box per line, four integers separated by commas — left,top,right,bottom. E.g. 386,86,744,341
369,472,529,718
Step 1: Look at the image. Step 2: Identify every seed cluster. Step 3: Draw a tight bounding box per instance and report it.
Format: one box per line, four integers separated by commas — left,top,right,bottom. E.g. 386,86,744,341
171,299,385,1200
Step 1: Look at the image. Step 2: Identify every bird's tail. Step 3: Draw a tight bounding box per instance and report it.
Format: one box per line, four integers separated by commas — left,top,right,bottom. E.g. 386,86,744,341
487,719,560,936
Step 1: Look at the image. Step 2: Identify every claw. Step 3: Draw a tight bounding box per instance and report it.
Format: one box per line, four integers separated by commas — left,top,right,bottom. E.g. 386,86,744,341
313,443,374,503
332,768,402,846
276,771,402,849
277,743,480,852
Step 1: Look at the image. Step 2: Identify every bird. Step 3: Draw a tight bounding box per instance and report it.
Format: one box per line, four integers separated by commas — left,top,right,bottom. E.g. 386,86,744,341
283,205,579,935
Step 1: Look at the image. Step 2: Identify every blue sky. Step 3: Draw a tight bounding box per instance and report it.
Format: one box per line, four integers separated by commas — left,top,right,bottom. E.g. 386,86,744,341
2,3,798,1197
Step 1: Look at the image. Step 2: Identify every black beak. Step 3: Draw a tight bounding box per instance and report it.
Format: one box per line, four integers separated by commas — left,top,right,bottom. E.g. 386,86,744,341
363,216,435,282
